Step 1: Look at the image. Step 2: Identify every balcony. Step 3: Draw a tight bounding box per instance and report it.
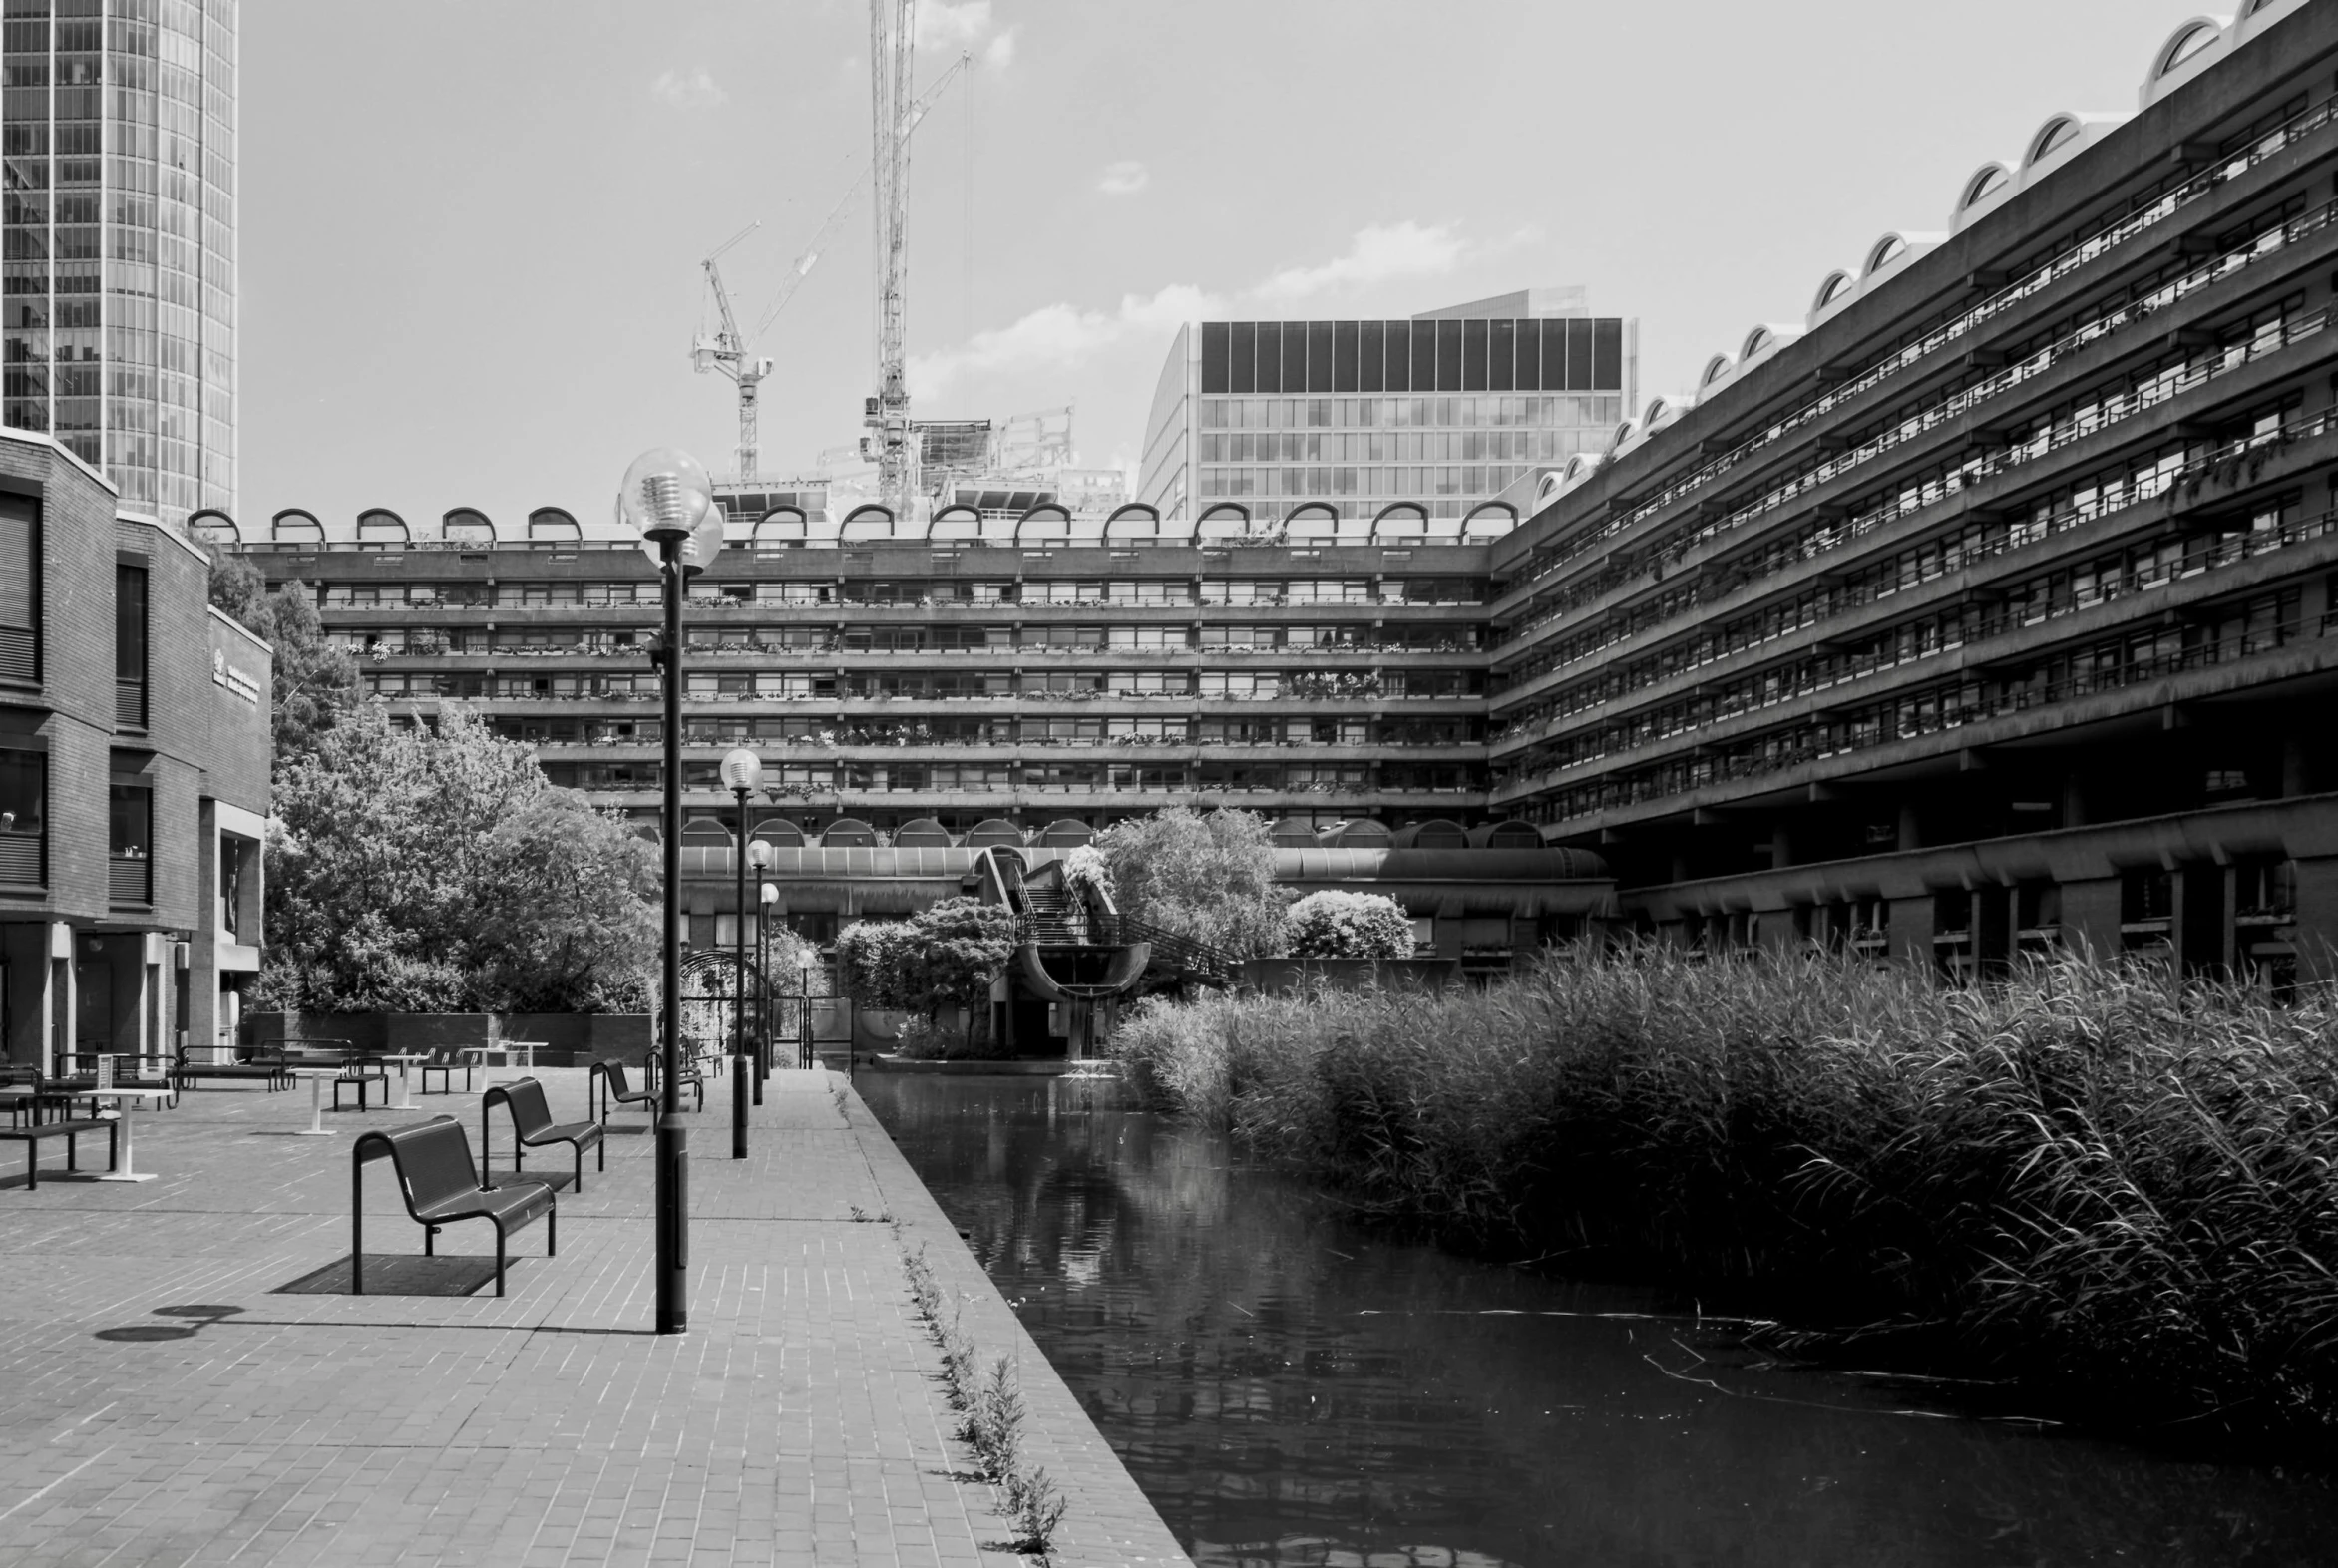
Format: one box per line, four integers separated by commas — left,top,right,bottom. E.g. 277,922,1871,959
109,854,151,906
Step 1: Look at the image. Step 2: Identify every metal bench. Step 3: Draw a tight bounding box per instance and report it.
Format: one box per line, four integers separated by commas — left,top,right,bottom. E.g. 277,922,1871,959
588,1059,657,1124
172,1043,291,1091
0,1116,118,1189
418,1047,467,1096
351,1116,556,1297
481,1076,604,1192
645,1049,705,1113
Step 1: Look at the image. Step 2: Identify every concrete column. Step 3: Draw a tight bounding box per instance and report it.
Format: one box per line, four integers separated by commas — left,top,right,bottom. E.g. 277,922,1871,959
1888,895,1934,966
1896,805,1922,852
1770,823,1794,871
2292,856,2338,983
2175,863,2229,980
2062,772,2089,828
1977,885,2013,977
2060,877,2123,961
49,922,72,1074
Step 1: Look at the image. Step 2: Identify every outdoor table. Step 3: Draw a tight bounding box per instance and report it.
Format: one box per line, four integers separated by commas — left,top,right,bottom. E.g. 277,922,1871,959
89,1086,174,1182
288,1068,344,1135
459,1042,540,1083
383,1052,428,1110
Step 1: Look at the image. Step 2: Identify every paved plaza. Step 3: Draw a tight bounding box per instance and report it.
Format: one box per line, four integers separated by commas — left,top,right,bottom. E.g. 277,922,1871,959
0,1066,1191,1568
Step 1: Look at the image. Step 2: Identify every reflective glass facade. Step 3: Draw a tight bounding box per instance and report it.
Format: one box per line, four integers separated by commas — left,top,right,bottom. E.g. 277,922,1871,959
1139,311,1632,522
1,0,234,523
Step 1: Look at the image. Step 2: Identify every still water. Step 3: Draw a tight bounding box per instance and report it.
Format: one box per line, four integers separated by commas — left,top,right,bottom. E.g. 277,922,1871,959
861,1072,2338,1568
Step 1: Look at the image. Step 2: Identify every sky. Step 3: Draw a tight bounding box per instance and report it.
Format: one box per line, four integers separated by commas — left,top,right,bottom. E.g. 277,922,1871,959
241,0,2185,531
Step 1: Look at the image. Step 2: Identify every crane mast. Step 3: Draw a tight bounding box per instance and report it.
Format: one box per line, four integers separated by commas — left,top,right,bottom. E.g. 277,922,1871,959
692,221,771,482
866,0,918,513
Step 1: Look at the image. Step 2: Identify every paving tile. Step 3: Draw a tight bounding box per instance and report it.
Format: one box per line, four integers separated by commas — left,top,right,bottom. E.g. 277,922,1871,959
0,1067,1188,1567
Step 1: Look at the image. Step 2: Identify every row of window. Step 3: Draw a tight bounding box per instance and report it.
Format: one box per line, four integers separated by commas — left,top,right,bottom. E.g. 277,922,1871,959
545,759,1481,794
317,576,1492,609
371,668,1485,701
1199,395,1620,431
345,622,1481,656
495,715,1483,748
1199,430,1587,463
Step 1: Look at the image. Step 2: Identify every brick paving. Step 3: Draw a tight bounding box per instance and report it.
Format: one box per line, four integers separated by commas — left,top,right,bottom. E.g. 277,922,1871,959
0,1066,1192,1568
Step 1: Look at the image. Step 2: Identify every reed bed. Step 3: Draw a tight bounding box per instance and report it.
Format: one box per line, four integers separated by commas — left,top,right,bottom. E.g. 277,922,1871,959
1108,948,2338,1433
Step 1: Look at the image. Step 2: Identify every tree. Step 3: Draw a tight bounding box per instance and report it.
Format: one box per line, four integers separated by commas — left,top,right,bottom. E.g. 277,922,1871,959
1094,806,1288,958
207,553,363,762
1283,891,1415,959
835,898,1018,1048
256,703,657,1013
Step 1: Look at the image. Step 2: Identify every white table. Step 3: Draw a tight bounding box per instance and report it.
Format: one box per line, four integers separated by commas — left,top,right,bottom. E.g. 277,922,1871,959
382,1053,428,1110
89,1086,174,1182
287,1068,344,1135
459,1042,539,1084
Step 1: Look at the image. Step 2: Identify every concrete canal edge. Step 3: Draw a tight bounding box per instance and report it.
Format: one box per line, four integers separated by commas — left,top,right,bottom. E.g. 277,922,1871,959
837,1077,1197,1568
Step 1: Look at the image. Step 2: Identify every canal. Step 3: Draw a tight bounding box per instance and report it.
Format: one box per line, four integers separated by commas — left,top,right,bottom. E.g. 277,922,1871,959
861,1071,2338,1568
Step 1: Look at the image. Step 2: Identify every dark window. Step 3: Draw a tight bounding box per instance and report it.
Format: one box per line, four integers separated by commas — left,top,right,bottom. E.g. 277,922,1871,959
1332,320,1358,392
108,776,150,905
1306,321,1334,393
1539,319,1567,391
0,492,35,682
115,561,146,728
1254,322,1281,394
1410,319,1436,391
1283,321,1308,394
1435,319,1463,391
1199,322,1231,395
1565,319,1594,390
1229,321,1255,394
0,747,42,885
1358,320,1384,393
1593,318,1624,389
1461,319,1488,389
1492,319,1518,391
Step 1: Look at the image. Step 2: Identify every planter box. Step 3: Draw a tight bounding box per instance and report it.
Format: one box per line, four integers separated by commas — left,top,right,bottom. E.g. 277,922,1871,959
1239,957,1463,993
242,1011,652,1069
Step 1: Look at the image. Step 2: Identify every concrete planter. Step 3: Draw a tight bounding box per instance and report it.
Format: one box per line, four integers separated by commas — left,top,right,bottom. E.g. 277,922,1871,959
1239,957,1463,993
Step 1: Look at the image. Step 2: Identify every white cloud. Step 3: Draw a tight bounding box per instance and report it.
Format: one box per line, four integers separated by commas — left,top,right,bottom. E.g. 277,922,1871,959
983,29,1017,68
909,282,1224,399
1097,160,1149,196
907,221,1480,401
918,1,993,48
649,68,727,110
1252,220,1468,303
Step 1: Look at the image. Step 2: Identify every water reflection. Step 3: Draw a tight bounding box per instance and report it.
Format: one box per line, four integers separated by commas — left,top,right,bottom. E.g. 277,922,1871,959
863,1073,2338,1568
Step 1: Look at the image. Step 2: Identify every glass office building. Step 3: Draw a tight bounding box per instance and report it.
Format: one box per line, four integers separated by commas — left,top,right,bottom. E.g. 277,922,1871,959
1,0,236,524
1138,292,1634,523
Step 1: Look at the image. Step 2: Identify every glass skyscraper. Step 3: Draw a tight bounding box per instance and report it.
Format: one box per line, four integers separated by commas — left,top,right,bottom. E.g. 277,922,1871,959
1,0,235,523
1138,290,1634,523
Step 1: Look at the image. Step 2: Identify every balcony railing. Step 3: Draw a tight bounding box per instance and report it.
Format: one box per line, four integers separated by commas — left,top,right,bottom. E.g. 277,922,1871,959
109,855,151,905
115,678,147,728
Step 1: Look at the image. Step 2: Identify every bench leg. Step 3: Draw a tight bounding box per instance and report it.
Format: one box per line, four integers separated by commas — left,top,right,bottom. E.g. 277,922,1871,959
548,1202,556,1258
495,1223,506,1297
66,1131,75,1173
425,1224,437,1257
25,1142,34,1191
352,1158,364,1296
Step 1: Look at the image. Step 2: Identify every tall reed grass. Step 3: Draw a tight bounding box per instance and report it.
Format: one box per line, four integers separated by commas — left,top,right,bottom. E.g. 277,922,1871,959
1109,948,2338,1432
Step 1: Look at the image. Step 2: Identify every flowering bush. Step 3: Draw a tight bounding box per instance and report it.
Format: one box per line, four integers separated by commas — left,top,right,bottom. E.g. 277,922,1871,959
1060,845,1115,904
1281,891,1414,959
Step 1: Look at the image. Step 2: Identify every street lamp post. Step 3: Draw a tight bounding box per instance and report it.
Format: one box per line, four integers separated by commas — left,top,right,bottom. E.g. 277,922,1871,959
721,750,760,1161
756,871,779,1096
799,951,817,1073
618,446,721,1337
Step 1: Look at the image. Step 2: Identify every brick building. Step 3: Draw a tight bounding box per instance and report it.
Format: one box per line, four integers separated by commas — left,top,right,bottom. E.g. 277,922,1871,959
0,430,269,1071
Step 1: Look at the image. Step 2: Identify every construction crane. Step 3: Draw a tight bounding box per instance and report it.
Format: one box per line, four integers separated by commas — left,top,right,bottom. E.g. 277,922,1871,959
865,0,918,514
691,221,773,482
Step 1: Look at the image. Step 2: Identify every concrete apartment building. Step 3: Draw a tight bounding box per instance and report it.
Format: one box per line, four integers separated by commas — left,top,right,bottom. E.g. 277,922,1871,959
1135,289,1634,523
0,0,240,526
1,431,269,1072
210,2,2338,983
1490,0,2338,984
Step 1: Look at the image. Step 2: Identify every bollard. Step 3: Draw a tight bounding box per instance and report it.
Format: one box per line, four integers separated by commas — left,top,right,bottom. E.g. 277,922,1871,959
731,1053,748,1159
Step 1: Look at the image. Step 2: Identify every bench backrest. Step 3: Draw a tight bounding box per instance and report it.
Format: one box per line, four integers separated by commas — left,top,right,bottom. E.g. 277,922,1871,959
359,1117,482,1213
490,1076,556,1138
598,1061,635,1097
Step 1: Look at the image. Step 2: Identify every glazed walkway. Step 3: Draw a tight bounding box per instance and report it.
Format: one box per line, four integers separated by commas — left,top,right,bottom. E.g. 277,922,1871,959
0,1066,1191,1568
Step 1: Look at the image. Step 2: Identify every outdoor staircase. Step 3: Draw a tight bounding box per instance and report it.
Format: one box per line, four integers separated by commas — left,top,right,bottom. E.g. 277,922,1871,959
982,845,1238,991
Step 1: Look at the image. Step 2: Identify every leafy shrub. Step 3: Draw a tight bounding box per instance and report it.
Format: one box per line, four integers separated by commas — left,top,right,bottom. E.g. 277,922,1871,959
1282,891,1414,959
1095,806,1288,958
